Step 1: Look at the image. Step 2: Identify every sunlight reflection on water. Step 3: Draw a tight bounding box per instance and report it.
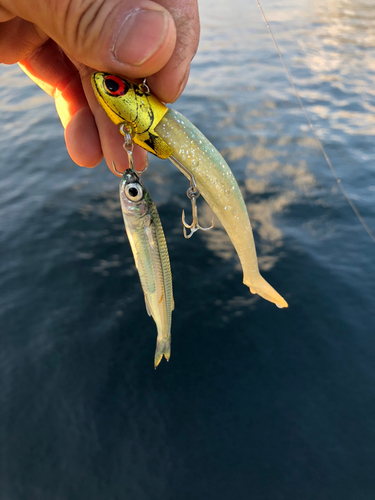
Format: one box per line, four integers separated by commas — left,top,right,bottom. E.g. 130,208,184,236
1,0,375,498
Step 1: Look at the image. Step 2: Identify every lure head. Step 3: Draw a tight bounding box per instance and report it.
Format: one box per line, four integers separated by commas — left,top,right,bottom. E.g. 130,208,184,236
119,169,150,218
91,72,173,158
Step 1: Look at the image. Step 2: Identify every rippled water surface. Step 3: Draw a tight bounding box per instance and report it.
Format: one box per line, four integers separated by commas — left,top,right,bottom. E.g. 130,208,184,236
1,1,375,498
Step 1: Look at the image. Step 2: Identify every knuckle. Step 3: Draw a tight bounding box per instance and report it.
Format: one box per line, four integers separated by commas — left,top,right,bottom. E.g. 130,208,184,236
50,0,108,56
169,1,200,63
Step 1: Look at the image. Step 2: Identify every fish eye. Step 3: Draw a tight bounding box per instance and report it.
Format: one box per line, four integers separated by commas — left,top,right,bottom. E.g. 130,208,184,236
104,75,127,96
125,183,143,202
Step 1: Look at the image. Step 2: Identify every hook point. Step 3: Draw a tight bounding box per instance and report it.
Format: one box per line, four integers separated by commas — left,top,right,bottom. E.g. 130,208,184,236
111,161,123,177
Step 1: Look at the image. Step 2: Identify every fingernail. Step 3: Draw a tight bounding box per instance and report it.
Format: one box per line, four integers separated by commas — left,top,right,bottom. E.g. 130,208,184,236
113,9,168,66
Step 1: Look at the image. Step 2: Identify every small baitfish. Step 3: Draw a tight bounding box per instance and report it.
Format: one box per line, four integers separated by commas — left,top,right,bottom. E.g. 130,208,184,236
92,73,287,309
119,169,174,367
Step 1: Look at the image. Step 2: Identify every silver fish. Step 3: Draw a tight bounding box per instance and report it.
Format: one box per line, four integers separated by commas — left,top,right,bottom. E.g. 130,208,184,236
119,169,174,367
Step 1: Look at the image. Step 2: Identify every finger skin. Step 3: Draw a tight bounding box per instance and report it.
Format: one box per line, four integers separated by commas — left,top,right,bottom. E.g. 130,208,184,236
1,0,199,102
18,41,147,171
0,5,14,21
18,39,104,168
17,39,148,171
1,0,177,77
147,0,200,103
0,18,48,64
65,107,102,167
0,0,200,170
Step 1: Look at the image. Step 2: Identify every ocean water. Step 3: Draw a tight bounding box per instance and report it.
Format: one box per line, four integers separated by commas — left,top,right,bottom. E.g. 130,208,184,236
1,0,375,498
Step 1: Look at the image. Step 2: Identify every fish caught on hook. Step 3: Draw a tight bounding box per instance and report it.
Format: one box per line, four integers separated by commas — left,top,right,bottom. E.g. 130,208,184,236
115,134,174,368
92,72,288,309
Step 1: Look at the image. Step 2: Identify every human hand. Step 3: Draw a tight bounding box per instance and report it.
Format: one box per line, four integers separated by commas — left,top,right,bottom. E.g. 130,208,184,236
0,0,200,173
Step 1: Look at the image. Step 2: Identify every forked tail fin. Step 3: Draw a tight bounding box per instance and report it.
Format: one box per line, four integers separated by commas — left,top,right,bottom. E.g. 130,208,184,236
244,274,288,308
154,337,171,368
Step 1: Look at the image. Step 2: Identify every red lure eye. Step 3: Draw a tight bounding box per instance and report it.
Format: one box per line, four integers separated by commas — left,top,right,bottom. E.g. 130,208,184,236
104,75,127,96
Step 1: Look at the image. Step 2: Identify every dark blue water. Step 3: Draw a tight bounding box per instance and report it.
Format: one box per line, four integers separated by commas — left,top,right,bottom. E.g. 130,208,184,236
1,0,375,498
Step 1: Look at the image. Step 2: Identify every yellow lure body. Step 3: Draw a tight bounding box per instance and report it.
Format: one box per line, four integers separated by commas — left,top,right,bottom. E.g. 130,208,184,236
92,73,172,158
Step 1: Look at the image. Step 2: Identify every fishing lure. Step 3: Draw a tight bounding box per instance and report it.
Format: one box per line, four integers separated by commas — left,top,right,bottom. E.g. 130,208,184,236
118,164,174,368
92,72,288,308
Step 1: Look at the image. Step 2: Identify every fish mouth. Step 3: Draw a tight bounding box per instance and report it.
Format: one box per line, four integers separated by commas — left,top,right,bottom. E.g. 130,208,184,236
119,169,143,189
124,169,140,182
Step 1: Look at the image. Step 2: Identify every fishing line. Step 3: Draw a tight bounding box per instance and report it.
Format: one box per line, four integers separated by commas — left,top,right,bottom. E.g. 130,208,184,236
255,0,375,244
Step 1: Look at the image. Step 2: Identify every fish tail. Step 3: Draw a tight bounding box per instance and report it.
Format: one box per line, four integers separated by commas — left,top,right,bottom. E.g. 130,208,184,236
154,337,171,369
244,274,288,308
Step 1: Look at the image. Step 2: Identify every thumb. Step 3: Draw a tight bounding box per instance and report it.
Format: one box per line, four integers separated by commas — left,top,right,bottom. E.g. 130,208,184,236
4,0,177,77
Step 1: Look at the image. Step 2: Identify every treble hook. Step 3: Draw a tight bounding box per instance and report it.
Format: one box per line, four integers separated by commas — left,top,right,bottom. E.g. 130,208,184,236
182,187,214,239
111,160,123,177
169,156,214,239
